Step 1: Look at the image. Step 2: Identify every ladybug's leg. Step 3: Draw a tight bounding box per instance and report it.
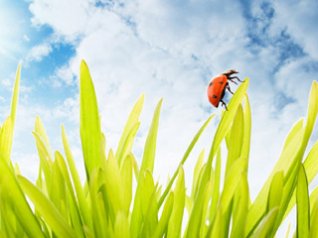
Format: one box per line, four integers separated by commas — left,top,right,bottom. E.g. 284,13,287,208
220,99,228,111
229,76,243,83
226,83,234,94
228,77,238,85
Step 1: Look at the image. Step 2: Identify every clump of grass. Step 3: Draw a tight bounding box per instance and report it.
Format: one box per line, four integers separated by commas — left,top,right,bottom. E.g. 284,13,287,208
0,61,318,237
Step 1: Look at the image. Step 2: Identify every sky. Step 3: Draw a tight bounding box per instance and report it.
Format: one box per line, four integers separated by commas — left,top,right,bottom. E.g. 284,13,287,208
1,0,318,234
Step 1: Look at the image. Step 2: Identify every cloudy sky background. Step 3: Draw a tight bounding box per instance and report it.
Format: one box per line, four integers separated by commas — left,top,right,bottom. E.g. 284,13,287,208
1,0,318,233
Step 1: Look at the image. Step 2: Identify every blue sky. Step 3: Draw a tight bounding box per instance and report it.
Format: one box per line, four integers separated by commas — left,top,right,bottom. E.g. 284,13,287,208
1,0,318,232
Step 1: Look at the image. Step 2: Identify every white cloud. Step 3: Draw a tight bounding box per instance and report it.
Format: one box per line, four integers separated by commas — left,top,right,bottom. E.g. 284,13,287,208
25,43,52,62
29,0,96,41
271,1,318,60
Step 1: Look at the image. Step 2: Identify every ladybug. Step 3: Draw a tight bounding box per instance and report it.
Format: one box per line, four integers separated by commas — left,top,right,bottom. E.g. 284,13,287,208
207,69,243,110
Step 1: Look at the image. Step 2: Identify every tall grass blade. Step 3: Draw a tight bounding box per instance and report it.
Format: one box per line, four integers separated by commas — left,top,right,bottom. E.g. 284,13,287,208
296,164,310,238
116,95,144,165
18,175,76,238
80,60,102,180
140,99,162,174
167,167,185,238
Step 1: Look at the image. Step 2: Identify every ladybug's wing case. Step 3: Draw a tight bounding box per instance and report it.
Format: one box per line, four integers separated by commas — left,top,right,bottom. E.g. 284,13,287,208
207,75,227,107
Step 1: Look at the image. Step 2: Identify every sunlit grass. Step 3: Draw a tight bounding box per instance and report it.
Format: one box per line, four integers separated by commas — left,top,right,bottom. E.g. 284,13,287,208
0,61,318,237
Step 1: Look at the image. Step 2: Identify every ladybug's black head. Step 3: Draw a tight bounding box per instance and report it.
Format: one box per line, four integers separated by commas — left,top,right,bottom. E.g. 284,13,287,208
222,69,238,76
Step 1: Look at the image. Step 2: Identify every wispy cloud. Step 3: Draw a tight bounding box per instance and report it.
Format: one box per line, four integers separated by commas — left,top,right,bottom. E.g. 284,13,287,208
25,43,52,62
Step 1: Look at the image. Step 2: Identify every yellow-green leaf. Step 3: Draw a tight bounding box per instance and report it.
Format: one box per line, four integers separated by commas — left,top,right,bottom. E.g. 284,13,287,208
80,60,102,180
296,164,310,238
140,99,162,174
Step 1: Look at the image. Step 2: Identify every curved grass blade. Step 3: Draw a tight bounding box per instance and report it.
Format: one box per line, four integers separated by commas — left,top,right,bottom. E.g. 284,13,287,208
140,99,162,174
267,171,284,211
116,94,144,165
250,207,279,238
296,164,310,238
80,60,102,180
0,159,44,238
61,126,92,230
154,192,174,238
18,175,76,238
114,212,130,238
245,117,304,236
310,198,318,238
0,64,22,162
230,172,249,238
0,117,13,163
167,167,185,238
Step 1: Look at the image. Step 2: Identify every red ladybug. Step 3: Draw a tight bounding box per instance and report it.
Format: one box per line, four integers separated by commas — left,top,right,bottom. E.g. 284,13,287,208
207,69,243,110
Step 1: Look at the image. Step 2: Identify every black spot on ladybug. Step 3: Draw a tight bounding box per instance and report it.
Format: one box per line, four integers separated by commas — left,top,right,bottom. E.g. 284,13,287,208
219,81,224,85
212,95,217,98
209,82,213,86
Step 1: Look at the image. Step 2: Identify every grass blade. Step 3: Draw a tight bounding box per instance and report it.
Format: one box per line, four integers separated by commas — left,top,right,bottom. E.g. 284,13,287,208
0,159,44,238
140,99,162,174
250,207,279,238
167,167,185,238
18,175,76,238
296,164,310,238
116,95,144,165
80,60,102,180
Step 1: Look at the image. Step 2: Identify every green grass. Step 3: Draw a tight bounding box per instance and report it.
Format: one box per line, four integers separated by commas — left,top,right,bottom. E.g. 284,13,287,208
0,60,318,237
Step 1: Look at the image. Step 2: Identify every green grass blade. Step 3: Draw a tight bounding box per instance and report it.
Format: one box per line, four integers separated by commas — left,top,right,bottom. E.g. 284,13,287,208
154,192,174,238
220,157,245,210
230,172,249,238
89,169,108,237
114,212,130,238
241,94,252,166
61,126,92,232
0,159,44,238
55,151,85,238
0,64,22,162
10,64,21,124
140,171,158,238
185,166,211,238
140,99,162,174
209,149,221,222
18,175,76,238
267,171,284,210
310,198,318,238
284,140,318,218
104,150,123,215
303,81,318,144
209,205,225,238
191,149,205,201
245,118,303,236
296,164,310,238
131,169,157,238
80,60,102,180
0,117,13,163
117,122,140,168
120,154,133,214
304,140,318,184
167,167,185,238
225,105,244,177
116,94,144,165
250,207,279,238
